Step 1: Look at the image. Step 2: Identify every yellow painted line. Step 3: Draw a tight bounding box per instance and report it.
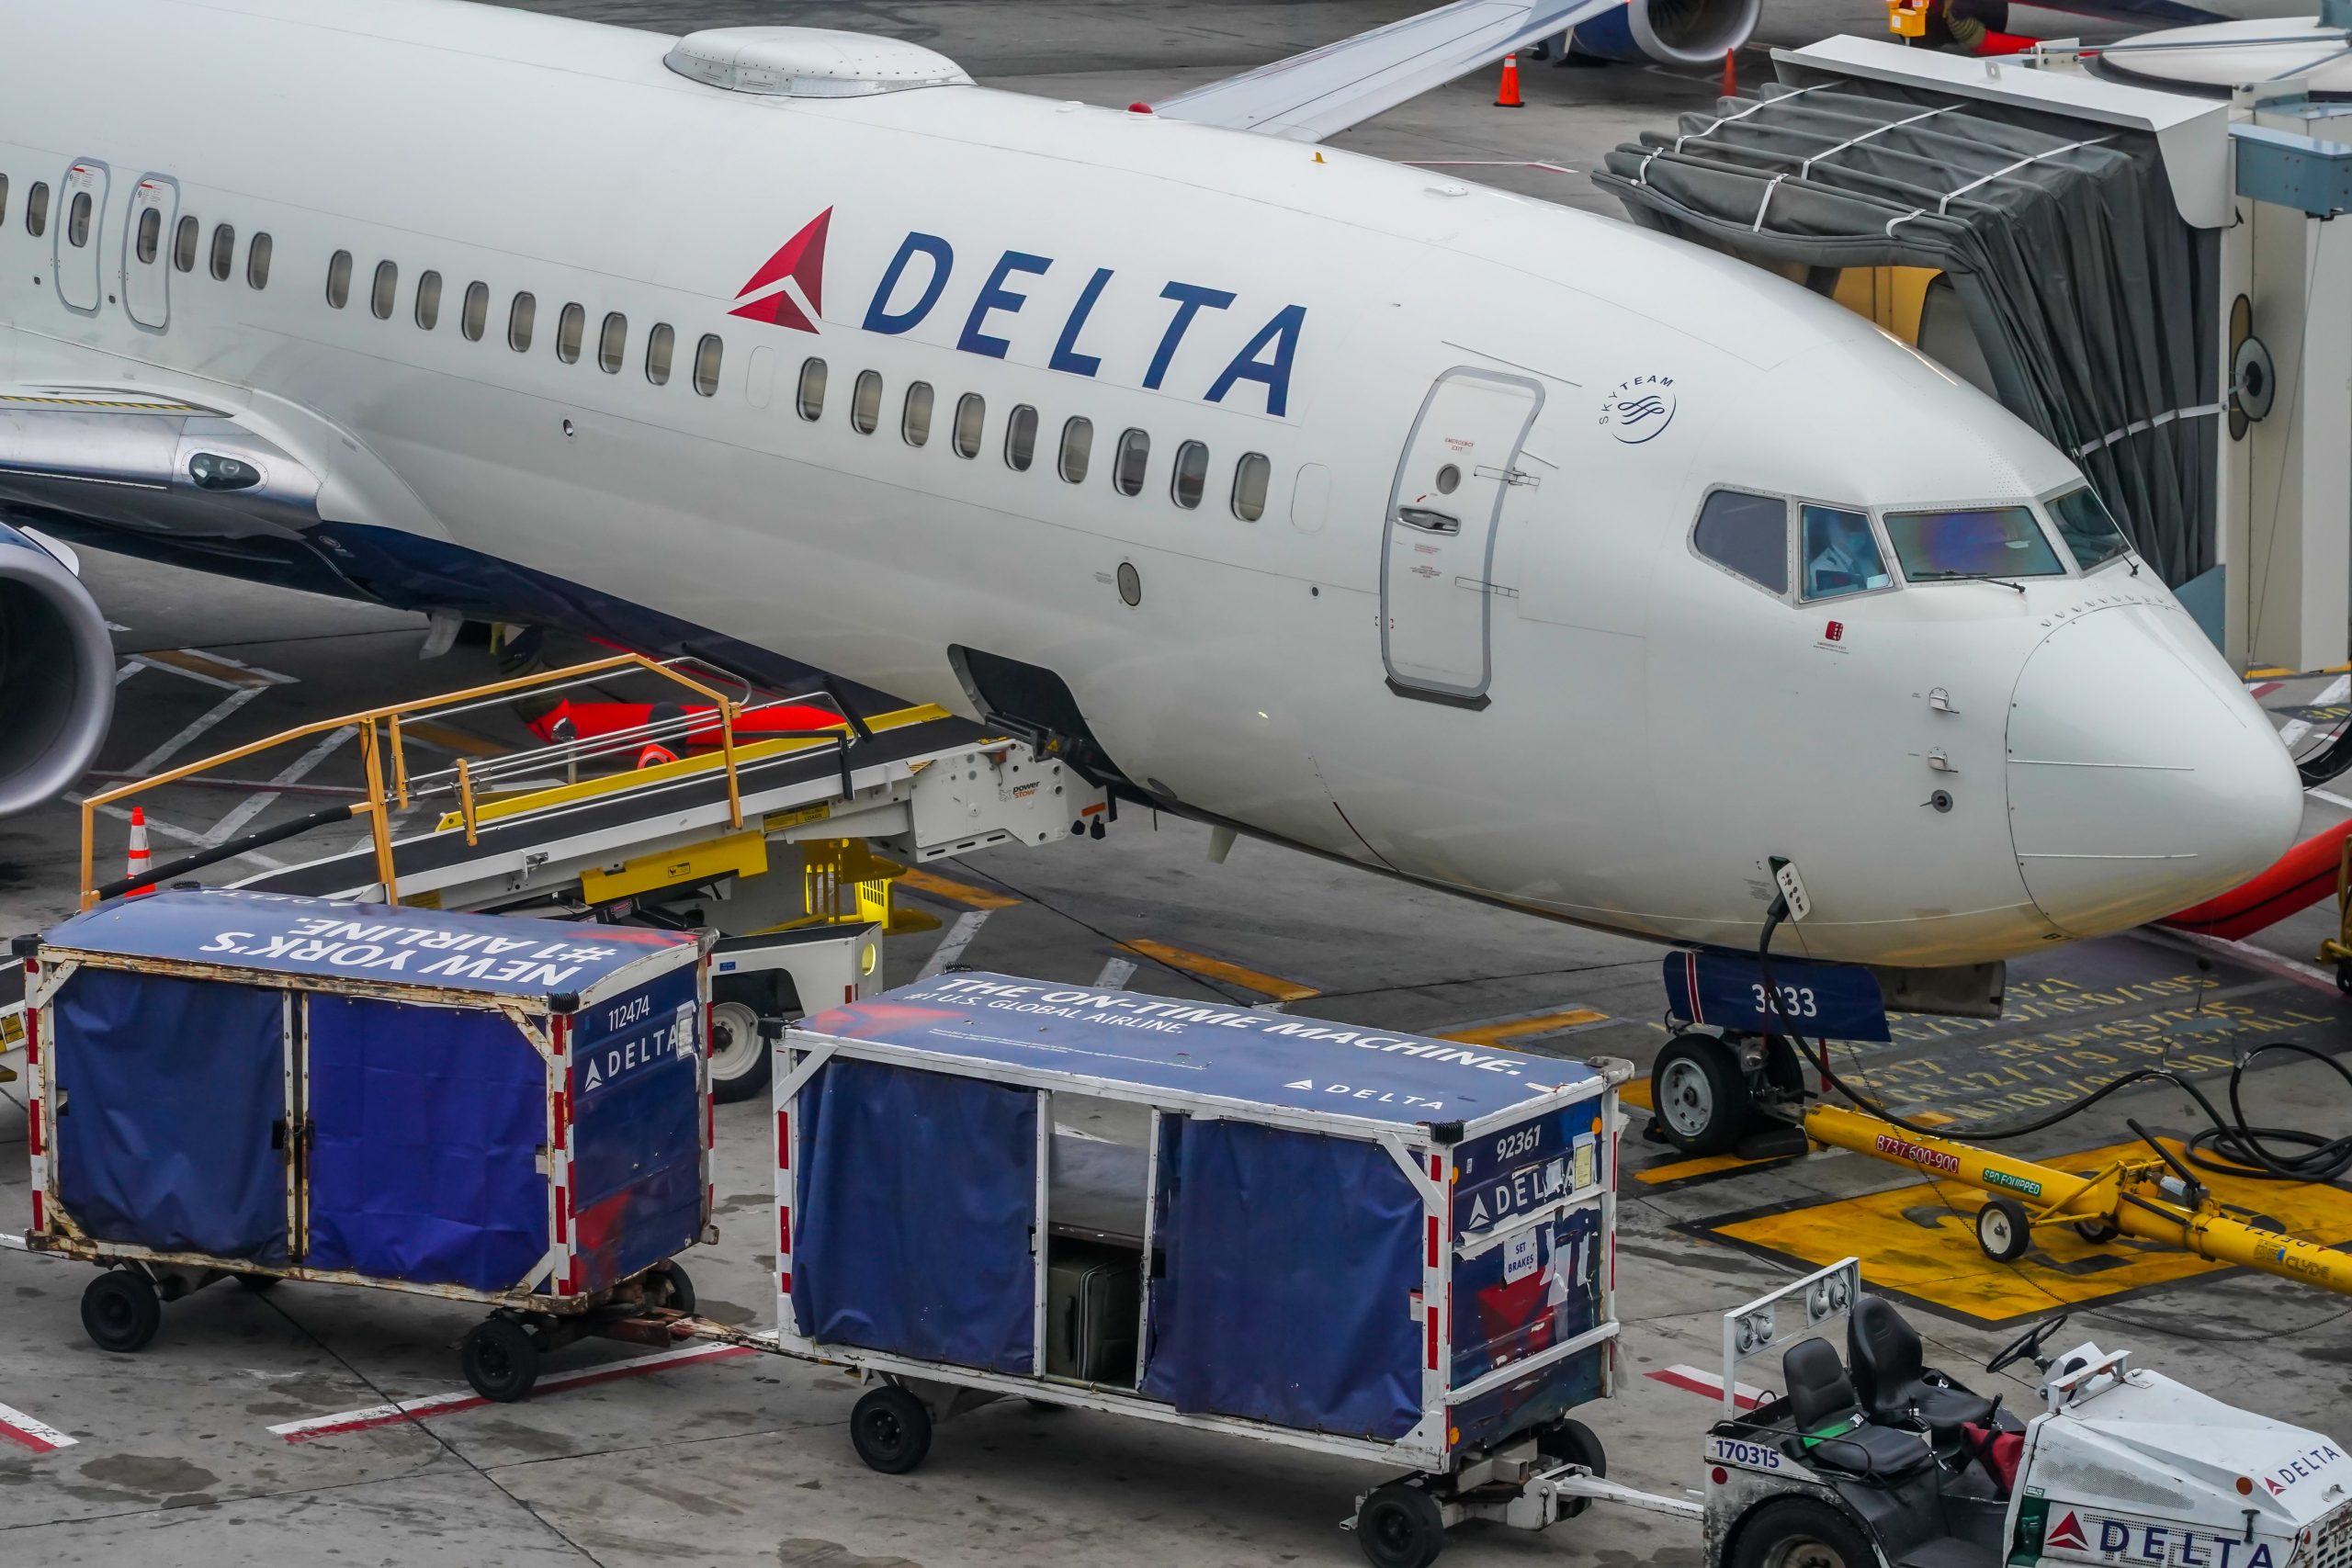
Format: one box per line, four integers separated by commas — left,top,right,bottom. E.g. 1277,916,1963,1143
1636,1151,1767,1184
1908,1109,1957,1128
400,719,507,759
1711,1136,2352,1325
1434,1008,1607,1047
139,648,277,688
1124,940,1319,1002
895,866,1021,909
1619,1079,1653,1111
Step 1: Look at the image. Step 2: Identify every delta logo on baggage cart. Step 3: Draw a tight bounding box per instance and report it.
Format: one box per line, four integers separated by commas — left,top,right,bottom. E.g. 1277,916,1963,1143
577,1000,698,1098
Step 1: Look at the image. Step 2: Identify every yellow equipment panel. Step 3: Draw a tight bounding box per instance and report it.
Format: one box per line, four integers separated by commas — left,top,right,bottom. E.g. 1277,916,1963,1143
580,829,769,905
1711,1139,2352,1325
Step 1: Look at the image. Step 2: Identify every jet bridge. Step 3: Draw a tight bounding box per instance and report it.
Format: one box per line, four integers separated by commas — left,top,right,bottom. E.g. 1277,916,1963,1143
76,653,1111,920
1599,29,2351,675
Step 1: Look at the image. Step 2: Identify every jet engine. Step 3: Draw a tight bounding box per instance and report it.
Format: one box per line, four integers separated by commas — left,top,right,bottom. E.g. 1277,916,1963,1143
1567,0,1761,68
0,524,116,817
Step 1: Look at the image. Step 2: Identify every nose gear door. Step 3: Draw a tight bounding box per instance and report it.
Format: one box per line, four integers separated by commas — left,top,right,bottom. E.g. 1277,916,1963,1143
1381,368,1542,708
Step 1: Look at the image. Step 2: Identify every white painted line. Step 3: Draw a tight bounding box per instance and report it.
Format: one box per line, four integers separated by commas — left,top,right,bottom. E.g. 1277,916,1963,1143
2278,673,2350,749
1646,1364,1767,1410
2156,927,2343,996
1091,957,1136,990
204,725,356,846
129,685,266,776
268,1343,756,1443
918,910,989,980
2312,788,2352,812
112,660,143,686
0,1402,79,1453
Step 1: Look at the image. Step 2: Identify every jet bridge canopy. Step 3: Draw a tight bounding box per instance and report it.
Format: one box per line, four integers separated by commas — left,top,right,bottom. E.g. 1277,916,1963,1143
1597,72,2220,589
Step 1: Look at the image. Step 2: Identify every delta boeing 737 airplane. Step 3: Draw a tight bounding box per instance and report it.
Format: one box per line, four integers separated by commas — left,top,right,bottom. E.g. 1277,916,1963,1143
0,0,2301,983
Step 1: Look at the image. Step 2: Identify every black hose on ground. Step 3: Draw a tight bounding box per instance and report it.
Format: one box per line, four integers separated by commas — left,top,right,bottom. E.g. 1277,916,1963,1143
1749,899,2352,1185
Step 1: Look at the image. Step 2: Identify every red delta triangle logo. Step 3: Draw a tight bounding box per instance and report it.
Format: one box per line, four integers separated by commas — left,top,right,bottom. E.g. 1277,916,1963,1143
731,208,831,333
2047,1513,2090,1553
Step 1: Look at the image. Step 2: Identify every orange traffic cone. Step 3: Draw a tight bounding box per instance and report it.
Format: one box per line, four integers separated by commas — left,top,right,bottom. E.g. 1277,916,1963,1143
125,807,153,897
1496,52,1523,108
1723,49,1738,97
636,743,678,770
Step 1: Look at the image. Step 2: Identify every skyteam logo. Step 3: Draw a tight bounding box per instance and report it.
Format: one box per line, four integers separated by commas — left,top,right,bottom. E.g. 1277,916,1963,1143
730,208,831,333
1600,374,1677,444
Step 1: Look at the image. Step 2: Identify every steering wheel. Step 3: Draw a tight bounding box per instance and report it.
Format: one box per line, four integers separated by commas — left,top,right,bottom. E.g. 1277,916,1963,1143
1986,1312,2070,1376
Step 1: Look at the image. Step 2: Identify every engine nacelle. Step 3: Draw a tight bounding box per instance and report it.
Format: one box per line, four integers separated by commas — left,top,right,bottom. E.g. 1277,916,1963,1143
1569,0,1760,68
0,524,115,817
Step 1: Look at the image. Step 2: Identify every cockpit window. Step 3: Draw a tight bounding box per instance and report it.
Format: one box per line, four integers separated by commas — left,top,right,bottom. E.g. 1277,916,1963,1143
2047,487,2132,571
1800,504,1890,601
1882,505,2065,582
1692,490,1788,594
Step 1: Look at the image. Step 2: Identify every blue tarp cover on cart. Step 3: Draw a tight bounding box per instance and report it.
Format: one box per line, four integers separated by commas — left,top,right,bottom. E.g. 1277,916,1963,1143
43,887,692,997
797,973,1600,1124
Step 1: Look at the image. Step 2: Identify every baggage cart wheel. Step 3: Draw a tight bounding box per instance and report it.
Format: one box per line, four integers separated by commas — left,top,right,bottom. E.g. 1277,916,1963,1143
2073,1218,2120,1244
234,1272,281,1292
1730,1495,1873,1568
1975,1197,2031,1262
707,998,775,1104
849,1384,933,1474
1651,1034,1750,1156
81,1269,162,1354
462,1317,542,1403
1357,1483,1446,1568
1536,1416,1605,1519
650,1262,695,1314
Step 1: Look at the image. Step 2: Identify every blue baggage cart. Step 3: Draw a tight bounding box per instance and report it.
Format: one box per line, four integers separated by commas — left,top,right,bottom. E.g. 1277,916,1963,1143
18,887,711,1402
768,972,1631,1567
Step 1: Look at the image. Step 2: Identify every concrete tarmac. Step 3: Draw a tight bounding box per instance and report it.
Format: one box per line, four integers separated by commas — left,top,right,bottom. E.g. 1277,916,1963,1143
2,3,2347,1564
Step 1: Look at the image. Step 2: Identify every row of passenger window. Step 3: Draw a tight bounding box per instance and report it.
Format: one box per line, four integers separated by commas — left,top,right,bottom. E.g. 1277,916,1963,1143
790,357,1272,521
0,175,275,288
325,251,726,395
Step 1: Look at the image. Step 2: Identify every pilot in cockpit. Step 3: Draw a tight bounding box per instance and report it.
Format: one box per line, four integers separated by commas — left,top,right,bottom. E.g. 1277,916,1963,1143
1803,505,1892,600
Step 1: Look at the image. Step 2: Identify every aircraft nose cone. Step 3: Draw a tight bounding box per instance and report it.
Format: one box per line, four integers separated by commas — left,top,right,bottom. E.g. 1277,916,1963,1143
2007,605,2301,939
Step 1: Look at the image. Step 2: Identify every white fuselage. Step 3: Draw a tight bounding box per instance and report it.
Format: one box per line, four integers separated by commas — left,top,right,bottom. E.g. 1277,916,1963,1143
0,0,2302,966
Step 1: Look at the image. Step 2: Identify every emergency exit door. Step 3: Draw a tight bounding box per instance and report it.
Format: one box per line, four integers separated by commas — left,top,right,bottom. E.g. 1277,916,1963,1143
122,175,176,330
1380,368,1542,708
54,160,109,314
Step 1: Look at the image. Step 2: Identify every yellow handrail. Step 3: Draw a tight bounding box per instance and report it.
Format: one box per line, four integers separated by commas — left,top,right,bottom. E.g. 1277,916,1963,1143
79,652,752,909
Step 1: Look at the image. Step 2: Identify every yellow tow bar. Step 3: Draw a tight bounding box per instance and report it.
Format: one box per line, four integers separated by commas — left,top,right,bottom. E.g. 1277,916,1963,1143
1800,1102,2352,1294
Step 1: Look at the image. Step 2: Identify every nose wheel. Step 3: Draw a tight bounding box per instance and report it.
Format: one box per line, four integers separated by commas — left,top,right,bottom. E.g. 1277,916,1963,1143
1651,1034,1752,1155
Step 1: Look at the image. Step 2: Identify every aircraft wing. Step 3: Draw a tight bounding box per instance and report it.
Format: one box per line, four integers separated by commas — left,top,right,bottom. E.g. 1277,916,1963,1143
1151,0,1622,142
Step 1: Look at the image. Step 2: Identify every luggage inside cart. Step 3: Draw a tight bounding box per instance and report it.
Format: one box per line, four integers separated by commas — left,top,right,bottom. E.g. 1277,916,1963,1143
18,887,712,1402
770,971,1631,1566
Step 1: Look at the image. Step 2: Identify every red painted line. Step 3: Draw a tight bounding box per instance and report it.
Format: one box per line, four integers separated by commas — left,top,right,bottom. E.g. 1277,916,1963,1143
0,1403,77,1453
269,1342,755,1442
1646,1365,1766,1410
2251,682,2283,699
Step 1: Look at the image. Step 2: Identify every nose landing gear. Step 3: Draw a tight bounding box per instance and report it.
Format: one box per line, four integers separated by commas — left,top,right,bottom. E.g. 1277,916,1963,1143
1648,1030,1805,1156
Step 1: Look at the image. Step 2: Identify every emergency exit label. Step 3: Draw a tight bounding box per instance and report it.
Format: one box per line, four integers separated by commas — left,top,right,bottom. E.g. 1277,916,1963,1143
577,1003,696,1097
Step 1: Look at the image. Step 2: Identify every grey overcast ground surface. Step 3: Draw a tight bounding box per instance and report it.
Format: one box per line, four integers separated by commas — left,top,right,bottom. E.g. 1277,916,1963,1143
3,5,2346,1566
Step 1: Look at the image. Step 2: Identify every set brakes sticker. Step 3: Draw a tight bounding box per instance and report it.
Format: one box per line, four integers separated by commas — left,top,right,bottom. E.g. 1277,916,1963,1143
2011,1497,2283,1568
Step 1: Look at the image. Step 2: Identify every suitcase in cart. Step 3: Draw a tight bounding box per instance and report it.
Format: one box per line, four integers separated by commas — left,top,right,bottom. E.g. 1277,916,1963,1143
1046,1239,1140,1383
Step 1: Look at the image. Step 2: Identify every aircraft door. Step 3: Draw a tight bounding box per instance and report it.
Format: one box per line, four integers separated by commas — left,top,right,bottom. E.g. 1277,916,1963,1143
1381,368,1542,707
54,160,108,314
122,175,175,330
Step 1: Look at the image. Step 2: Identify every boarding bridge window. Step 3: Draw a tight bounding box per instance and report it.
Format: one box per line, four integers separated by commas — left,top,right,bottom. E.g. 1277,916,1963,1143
326,250,352,309
1881,504,2064,584
692,333,722,397
508,292,535,352
247,233,272,290
598,313,627,375
135,208,161,265
1005,404,1038,471
1691,489,1789,595
1113,429,1148,497
1058,417,1092,484
851,370,882,434
371,260,397,319
66,191,90,248
902,381,933,447
1170,440,1207,510
2048,487,2131,572
462,282,489,342
1801,504,1892,601
646,323,674,385
795,355,823,417
1231,453,1270,522
413,270,441,330
173,214,198,272
953,393,983,458
210,224,235,281
25,182,48,238
555,302,584,364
